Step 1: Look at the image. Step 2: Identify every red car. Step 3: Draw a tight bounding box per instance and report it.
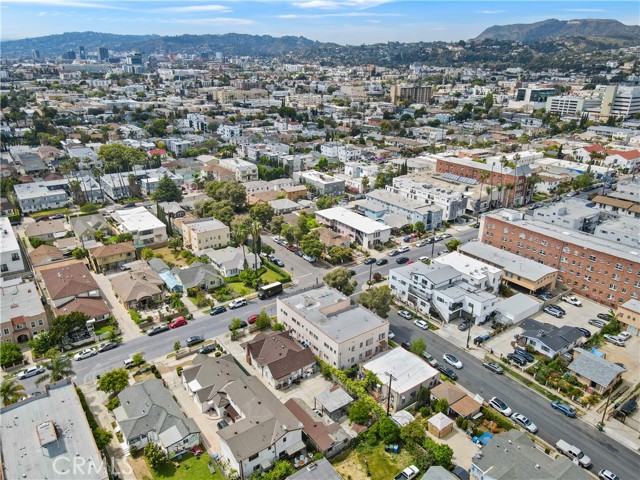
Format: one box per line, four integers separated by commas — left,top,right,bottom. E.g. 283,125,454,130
169,317,187,329
248,314,259,324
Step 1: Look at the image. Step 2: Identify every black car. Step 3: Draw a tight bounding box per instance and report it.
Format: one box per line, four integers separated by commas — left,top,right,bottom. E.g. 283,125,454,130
348,269,357,277
50,214,65,220
186,335,205,347
513,348,534,363
98,341,119,353
35,216,50,222
363,257,376,265
197,344,216,354
458,321,470,331
401,341,412,350
506,353,527,366
597,313,611,321
228,320,248,331
210,305,227,316
578,327,592,338
376,258,388,266
147,324,170,336
124,202,136,208
396,256,409,264
437,364,458,381
473,335,486,346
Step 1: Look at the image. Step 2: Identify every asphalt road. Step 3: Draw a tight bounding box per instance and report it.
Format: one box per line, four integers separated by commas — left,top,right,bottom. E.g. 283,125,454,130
389,313,639,479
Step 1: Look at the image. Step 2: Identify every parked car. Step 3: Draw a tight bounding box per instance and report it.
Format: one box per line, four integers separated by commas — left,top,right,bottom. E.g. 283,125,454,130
123,358,135,369
401,341,412,350
443,353,463,369
506,353,527,366
186,335,204,347
396,256,410,264
398,246,410,253
617,331,631,341
514,348,534,363
210,306,227,316
228,298,248,309
98,341,119,353
489,397,512,417
35,216,50,222
597,313,611,321
388,331,395,340
376,258,388,266
247,314,259,324
273,259,285,267
561,295,582,306
403,236,412,243
458,320,470,331
553,304,566,314
17,365,46,380
438,249,448,256
124,202,136,208
437,364,458,381
418,256,429,263
589,319,607,328
577,327,592,338
512,412,538,433
169,317,187,329
302,254,316,263
389,249,400,256
198,344,216,354
414,319,429,330
50,214,64,220
398,310,413,320
551,400,577,418
74,348,98,361
394,465,419,480
598,470,620,480
604,334,625,347
482,361,503,374
415,240,428,247
422,352,438,367
147,324,170,336
363,257,376,265
228,320,248,331
543,306,564,318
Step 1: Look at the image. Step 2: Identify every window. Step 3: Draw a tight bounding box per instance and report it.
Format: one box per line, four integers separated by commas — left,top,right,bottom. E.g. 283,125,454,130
586,265,594,272
0,264,7,273
11,253,19,261
588,255,596,261
615,263,623,271
609,284,617,291
248,453,259,461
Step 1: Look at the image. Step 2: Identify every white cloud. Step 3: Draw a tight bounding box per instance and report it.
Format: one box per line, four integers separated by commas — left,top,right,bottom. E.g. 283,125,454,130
478,10,506,15
169,17,254,26
292,0,391,10
157,4,231,14
365,19,381,23
279,11,403,19
293,1,340,9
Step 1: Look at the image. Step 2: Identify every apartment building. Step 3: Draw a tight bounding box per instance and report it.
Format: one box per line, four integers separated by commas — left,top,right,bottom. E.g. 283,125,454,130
277,285,389,369
532,199,601,233
433,251,502,294
516,87,556,103
545,96,601,116
390,84,432,105
363,189,443,230
617,299,639,334
479,209,640,308
388,177,468,221
166,138,194,156
13,182,70,213
599,85,640,118
1,281,49,343
99,172,132,200
182,217,230,252
111,206,168,248
0,217,25,277
315,207,392,249
297,171,345,196
218,157,259,182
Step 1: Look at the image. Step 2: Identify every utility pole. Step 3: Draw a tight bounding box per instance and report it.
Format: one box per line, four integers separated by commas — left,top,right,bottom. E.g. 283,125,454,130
384,371,398,416
368,261,374,289
466,303,475,349
599,394,613,430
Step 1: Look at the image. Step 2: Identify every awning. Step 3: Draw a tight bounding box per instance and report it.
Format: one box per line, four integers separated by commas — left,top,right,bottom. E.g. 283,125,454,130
284,439,306,456
260,458,272,470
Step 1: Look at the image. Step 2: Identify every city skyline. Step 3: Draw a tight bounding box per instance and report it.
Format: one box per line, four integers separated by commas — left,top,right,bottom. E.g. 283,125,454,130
1,0,638,45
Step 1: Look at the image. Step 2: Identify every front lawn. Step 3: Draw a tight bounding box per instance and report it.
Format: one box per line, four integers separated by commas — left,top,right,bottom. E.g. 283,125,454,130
259,267,282,284
152,453,224,480
228,282,255,296
31,207,72,218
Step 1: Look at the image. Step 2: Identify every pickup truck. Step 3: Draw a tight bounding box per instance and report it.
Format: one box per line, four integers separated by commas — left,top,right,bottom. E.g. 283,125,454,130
394,465,419,480
555,439,591,468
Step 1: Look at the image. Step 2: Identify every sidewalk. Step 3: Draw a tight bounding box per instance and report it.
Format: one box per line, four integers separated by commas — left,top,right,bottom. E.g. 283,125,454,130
91,271,141,342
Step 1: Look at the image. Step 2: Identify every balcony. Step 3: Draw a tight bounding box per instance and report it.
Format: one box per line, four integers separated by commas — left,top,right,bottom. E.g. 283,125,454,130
449,302,463,312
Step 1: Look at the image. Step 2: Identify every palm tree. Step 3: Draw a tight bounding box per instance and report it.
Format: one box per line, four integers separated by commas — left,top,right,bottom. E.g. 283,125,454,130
232,215,250,270
1,378,26,406
91,166,104,204
68,179,85,205
36,351,75,385
477,170,490,217
496,184,504,209
249,220,263,271
485,186,494,210
127,174,138,199
504,183,515,208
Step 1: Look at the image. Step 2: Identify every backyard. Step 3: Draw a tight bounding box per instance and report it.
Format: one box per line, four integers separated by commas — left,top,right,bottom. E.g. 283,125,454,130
131,452,224,480
334,444,415,480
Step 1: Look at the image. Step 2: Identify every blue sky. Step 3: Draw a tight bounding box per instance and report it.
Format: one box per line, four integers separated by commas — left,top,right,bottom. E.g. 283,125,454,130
1,1,638,44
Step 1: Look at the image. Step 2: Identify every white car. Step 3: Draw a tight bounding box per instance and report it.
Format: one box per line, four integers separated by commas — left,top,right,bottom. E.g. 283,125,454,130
604,334,625,347
418,256,430,263
598,469,621,480
398,310,413,320
443,353,463,369
302,254,316,262
617,331,631,341
398,246,410,253
422,352,438,367
388,331,395,340
561,295,582,306
415,240,428,248
394,465,419,480
17,365,46,380
414,319,429,330
512,412,538,433
228,298,248,309
74,348,98,361
489,397,512,417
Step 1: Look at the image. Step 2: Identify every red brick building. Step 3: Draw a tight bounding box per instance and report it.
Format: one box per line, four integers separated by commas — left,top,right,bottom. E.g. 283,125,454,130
479,210,640,308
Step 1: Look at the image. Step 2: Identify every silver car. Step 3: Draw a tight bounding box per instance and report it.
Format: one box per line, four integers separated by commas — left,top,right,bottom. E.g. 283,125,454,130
17,365,46,379
512,412,538,433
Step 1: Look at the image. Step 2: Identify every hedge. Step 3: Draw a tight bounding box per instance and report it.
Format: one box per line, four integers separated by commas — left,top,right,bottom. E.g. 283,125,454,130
480,406,514,431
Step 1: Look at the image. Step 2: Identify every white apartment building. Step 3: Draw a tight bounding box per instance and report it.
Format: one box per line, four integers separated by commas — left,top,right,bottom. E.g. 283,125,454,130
218,158,259,182
218,124,242,141
182,217,230,252
545,96,601,116
389,262,498,325
166,138,194,156
599,85,640,118
315,207,392,249
0,217,25,276
433,251,502,294
111,207,168,248
277,285,389,369
594,217,640,249
388,177,468,221
297,171,345,196
13,182,70,213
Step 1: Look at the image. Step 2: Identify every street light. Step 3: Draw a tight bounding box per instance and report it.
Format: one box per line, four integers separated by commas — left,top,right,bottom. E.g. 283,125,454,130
368,261,374,289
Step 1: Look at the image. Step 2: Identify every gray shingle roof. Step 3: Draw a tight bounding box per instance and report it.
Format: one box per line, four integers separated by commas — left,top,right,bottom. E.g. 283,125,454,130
520,319,584,352
568,348,625,387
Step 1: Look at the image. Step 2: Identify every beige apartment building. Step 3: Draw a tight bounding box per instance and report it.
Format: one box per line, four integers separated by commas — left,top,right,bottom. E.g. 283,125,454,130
277,285,389,369
182,217,230,253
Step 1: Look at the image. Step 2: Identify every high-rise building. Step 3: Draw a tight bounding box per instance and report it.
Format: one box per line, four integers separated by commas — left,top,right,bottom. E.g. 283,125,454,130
79,45,86,60
599,85,640,119
65,50,76,60
31,49,41,61
98,47,109,61
125,53,143,65
390,84,432,105
516,87,556,103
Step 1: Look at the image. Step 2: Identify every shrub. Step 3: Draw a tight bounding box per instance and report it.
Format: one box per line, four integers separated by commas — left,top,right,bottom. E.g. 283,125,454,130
176,366,183,376
105,397,121,411
129,309,142,324
481,406,513,431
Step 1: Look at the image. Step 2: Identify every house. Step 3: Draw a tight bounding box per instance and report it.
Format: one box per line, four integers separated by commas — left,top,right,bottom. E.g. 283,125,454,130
269,198,302,215
39,261,102,308
285,458,343,480
315,207,392,249
277,285,389,369
0,280,49,343
433,252,502,294
518,319,584,358
604,150,640,170
361,348,440,412
111,207,168,248
114,379,200,457
617,299,640,334
284,398,351,458
88,242,137,273
314,387,354,422
316,227,350,249
0,217,26,277
243,331,316,389
70,214,110,243
281,185,308,201
170,262,224,292
109,267,164,309
53,296,111,326
29,244,65,267
389,262,498,325
0,379,108,480
201,163,236,182
568,348,626,395
182,217,230,252
430,383,481,419
25,219,67,241
218,157,259,182
203,246,257,277
470,430,591,480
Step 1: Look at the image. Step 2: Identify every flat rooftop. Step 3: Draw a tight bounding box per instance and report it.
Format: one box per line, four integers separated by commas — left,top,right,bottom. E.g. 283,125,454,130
0,379,107,480
433,251,501,280
184,217,227,233
366,189,442,213
362,348,439,394
1,281,45,320
0,217,19,253
112,206,165,232
316,207,392,235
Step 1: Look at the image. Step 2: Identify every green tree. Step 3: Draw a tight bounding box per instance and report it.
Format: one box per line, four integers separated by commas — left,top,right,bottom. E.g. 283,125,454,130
401,420,427,447
249,220,263,270
414,221,426,236
205,180,246,211
0,378,26,406
433,398,449,414
361,175,370,193
410,338,426,356
572,172,595,191
484,93,494,111
255,309,271,329
132,352,145,366
261,460,295,480
358,285,392,318
424,438,454,468
141,248,154,260
93,427,113,450
323,268,357,295
80,203,98,214
250,201,275,227
28,332,56,357
174,341,181,352
445,239,462,252
315,196,334,210
97,368,130,395
416,386,431,409
348,399,372,425
300,232,323,259
328,245,353,263
315,156,329,171
378,416,401,444
0,342,23,367
152,174,183,202
229,318,244,331
146,119,167,137
196,199,235,226
270,215,285,235
167,236,183,252
98,143,147,173
297,212,310,236
36,350,75,385
144,442,169,471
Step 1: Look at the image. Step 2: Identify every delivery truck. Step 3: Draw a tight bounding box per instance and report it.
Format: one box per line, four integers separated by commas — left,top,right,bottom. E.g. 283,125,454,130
257,281,283,300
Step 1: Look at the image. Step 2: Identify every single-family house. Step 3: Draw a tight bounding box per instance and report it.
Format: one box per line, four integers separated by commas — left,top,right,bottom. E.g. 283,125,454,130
39,261,103,308
109,267,164,309
568,348,626,395
518,319,584,358
25,219,67,241
111,207,168,248
171,262,224,292
88,242,137,273
314,387,354,423
203,246,258,277
29,244,65,267
69,214,110,243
